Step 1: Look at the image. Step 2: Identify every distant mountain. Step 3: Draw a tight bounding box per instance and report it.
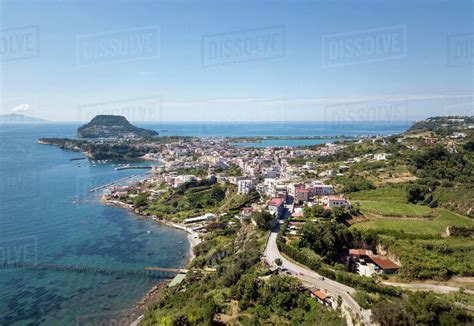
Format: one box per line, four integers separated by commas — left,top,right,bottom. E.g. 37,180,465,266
77,115,159,139
0,114,47,123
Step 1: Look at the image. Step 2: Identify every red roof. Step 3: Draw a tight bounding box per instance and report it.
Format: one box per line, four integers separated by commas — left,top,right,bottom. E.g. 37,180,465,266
328,195,345,201
296,188,310,193
369,255,399,270
313,290,329,300
349,249,372,256
268,198,284,207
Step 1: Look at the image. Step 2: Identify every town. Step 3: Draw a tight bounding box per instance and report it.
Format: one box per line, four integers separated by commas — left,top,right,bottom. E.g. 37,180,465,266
100,116,474,325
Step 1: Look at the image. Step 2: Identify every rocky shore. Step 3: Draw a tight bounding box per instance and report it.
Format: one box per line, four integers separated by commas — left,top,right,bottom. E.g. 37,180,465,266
102,196,201,325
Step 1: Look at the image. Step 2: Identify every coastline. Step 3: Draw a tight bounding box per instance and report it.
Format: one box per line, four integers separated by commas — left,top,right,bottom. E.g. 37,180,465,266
103,198,201,261
102,196,201,324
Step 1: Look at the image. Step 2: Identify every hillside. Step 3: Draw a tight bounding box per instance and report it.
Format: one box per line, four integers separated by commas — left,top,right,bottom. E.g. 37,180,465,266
406,116,474,134
77,115,158,139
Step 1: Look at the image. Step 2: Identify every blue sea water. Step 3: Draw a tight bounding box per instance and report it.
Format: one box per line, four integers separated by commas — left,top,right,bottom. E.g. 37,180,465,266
0,121,410,325
138,121,411,138
0,123,189,326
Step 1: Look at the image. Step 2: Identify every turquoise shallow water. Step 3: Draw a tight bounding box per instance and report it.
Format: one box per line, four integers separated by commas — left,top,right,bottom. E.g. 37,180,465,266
0,124,189,325
0,121,409,325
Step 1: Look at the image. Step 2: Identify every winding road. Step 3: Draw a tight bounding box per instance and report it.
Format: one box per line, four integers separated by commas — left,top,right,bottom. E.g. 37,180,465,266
263,224,373,325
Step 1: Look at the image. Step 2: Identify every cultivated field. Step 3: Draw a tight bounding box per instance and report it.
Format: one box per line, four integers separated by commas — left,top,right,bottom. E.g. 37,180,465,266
357,200,434,217
351,209,473,235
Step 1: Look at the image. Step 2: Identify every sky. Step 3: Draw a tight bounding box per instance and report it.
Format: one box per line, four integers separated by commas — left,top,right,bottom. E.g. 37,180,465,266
0,0,473,122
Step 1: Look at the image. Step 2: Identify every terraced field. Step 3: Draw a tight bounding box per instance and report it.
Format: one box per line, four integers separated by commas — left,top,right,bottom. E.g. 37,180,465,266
357,200,434,217
351,209,473,235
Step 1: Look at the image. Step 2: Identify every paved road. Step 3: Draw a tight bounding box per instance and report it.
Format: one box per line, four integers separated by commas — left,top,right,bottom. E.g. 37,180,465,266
263,225,372,325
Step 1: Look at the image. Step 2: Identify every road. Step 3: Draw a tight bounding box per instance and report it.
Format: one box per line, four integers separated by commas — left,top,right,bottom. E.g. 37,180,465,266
263,225,372,325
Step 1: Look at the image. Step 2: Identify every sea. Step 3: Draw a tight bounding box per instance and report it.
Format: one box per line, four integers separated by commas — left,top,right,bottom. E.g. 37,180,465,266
0,121,410,325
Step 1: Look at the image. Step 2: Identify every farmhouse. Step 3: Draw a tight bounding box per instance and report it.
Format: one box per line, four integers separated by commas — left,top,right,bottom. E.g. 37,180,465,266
311,289,332,307
368,255,400,274
322,195,351,209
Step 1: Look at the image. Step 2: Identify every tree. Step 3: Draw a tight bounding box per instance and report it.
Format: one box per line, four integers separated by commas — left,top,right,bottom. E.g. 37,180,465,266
274,258,283,266
406,185,425,204
133,193,148,207
332,207,349,220
372,300,414,326
252,211,274,230
300,221,352,262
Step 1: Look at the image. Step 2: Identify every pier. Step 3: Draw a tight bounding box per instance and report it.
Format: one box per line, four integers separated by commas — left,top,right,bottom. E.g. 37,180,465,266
144,267,188,273
89,174,138,192
0,262,177,279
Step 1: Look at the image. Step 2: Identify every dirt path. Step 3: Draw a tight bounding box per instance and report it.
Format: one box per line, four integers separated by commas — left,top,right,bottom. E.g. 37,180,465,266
383,281,474,294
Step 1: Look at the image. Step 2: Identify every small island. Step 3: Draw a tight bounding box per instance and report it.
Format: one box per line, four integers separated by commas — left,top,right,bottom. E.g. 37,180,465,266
38,115,160,160
77,115,159,139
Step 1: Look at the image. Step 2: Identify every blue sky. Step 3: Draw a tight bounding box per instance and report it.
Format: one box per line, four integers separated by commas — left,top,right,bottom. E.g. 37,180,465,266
1,0,472,122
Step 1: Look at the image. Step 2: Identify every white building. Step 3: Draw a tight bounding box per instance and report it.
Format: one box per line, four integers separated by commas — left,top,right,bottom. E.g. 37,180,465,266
237,179,255,195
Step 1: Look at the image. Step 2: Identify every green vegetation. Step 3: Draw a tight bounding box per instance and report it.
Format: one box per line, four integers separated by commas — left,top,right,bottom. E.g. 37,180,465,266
141,224,343,325
303,204,332,219
351,209,471,235
77,115,159,139
433,185,474,217
145,178,227,221
349,186,407,202
277,221,402,297
372,291,473,325
337,176,375,193
406,116,474,134
407,144,473,184
175,167,208,178
251,211,274,230
381,236,474,280
356,200,433,217
38,137,157,160
214,163,243,177
299,221,352,262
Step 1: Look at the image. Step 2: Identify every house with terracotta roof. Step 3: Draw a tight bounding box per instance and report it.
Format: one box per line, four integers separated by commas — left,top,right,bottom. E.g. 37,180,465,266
310,289,332,307
267,197,284,218
349,249,373,259
368,255,400,274
318,195,351,209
